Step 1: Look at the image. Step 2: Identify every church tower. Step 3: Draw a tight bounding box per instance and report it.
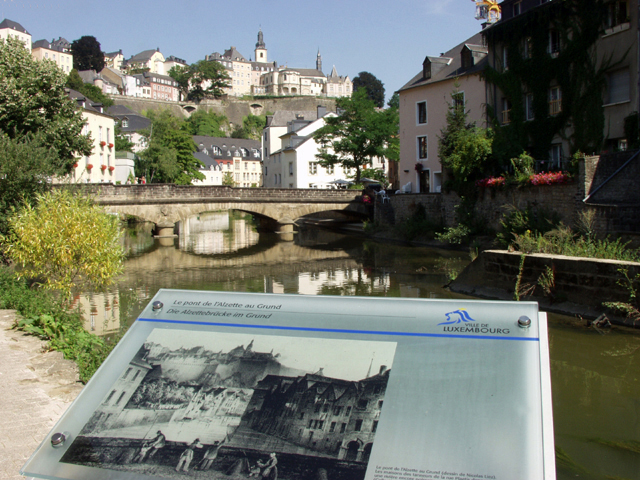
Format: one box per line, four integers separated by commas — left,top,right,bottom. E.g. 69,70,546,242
255,29,267,63
316,49,322,73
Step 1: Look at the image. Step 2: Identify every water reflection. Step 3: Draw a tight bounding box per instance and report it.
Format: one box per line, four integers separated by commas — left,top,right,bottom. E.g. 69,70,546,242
75,211,639,480
179,212,260,255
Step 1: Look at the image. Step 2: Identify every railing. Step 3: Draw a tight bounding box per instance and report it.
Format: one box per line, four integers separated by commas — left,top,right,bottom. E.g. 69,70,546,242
549,99,562,115
502,109,511,125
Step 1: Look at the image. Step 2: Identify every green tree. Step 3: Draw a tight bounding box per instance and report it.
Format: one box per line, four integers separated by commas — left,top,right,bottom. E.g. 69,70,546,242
114,120,134,153
66,70,113,107
71,36,105,72
352,71,385,108
231,114,268,140
182,110,229,137
438,87,493,196
3,189,124,302
137,110,204,184
168,60,231,101
387,91,400,109
222,171,235,186
314,89,397,183
0,37,92,170
0,134,59,236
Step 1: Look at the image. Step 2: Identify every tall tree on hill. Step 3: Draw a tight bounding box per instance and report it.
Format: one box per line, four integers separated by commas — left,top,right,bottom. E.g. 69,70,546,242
314,89,398,183
169,60,231,101
352,71,385,108
71,36,105,71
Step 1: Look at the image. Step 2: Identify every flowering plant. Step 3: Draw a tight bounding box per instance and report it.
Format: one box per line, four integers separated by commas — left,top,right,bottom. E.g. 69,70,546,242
86,164,93,170
529,171,571,185
108,143,114,149
476,176,505,188
73,162,78,168
100,141,107,147
100,164,107,171
108,166,115,172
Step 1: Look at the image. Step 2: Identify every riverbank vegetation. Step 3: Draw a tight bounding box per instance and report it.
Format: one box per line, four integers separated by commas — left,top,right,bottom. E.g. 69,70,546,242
0,190,125,383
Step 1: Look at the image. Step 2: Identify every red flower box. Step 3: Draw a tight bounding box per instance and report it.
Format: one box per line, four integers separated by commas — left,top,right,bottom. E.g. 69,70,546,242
109,143,114,149
100,141,107,147
73,162,78,168
100,164,107,171
86,164,93,170
108,166,115,172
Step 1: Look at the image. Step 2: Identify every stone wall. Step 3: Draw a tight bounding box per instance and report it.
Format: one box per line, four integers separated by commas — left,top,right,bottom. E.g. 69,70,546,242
379,151,640,237
450,250,640,324
112,96,337,127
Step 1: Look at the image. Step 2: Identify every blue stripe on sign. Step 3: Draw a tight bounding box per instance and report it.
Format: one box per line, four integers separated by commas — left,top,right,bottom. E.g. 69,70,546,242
137,318,540,341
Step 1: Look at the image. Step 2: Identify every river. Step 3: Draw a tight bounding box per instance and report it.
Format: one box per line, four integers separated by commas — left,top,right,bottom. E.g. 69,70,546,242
77,211,640,480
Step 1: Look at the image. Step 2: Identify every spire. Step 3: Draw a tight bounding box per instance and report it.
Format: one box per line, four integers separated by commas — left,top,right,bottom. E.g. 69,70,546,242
316,49,322,72
256,29,265,48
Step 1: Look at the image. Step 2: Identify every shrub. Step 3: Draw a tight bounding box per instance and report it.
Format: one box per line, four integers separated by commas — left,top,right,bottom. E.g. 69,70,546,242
497,205,562,247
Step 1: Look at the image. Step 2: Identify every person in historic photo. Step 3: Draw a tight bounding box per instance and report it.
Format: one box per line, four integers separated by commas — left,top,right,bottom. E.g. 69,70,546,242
133,430,165,463
146,430,166,461
197,438,225,471
256,452,278,479
175,438,204,473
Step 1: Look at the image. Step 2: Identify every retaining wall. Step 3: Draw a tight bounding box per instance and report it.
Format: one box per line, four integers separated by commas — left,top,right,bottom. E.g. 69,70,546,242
450,250,640,324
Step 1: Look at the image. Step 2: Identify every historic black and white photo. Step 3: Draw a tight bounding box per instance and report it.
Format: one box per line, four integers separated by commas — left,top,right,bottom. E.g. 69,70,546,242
61,329,397,480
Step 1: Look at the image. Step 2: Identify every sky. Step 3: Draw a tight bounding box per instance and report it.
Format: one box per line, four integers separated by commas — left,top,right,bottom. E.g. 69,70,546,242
146,329,398,381
1,0,483,101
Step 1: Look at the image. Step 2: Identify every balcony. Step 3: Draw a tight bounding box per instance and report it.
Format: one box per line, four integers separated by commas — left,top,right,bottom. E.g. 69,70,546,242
549,99,562,115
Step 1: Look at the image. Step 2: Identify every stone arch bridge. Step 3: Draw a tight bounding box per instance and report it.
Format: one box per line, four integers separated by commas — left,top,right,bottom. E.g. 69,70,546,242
76,184,367,237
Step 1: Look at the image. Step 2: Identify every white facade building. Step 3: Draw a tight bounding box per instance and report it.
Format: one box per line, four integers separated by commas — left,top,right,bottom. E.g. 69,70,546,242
0,19,31,51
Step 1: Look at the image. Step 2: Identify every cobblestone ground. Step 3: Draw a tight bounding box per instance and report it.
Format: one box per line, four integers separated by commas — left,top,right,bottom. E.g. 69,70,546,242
0,310,83,480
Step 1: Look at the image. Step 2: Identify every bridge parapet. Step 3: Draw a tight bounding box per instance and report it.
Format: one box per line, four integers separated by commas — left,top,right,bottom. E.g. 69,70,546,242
74,184,361,204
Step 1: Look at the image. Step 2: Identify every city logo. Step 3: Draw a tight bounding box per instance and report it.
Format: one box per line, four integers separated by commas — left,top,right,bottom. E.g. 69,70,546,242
438,309,476,325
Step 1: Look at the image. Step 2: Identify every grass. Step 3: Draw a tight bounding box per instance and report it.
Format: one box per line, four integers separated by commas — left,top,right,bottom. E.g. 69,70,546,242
0,266,119,383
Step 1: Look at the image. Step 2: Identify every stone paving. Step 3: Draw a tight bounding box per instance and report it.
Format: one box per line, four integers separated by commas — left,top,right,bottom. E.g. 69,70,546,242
0,310,83,480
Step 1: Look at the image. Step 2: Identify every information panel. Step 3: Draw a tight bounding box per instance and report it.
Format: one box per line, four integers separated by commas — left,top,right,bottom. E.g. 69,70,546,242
22,291,555,480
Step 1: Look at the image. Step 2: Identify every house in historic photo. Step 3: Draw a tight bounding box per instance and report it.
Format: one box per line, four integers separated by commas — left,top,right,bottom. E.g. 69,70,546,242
237,366,390,462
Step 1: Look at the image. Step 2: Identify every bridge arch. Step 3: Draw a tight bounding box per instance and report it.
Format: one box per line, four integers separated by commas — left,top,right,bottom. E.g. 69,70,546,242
85,184,366,239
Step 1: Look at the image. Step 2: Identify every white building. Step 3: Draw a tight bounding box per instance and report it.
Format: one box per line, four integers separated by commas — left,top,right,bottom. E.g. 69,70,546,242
66,89,119,184
31,38,73,74
0,18,31,51
191,137,262,187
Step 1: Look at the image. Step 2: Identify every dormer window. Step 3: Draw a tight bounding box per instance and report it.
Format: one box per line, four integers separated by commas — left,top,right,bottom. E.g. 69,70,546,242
461,49,473,70
422,58,431,80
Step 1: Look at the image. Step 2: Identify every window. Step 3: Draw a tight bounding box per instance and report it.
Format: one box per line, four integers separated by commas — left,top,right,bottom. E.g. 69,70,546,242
115,391,127,405
329,422,336,433
606,69,630,104
309,162,318,175
322,403,329,413
549,87,562,115
417,101,427,124
333,406,342,416
314,403,321,413
355,419,363,431
289,162,294,176
357,399,368,409
452,92,464,109
548,29,560,55
606,1,628,28
345,406,352,416
340,423,347,433
502,98,512,125
502,46,508,71
122,118,129,128
104,390,116,404
525,93,535,121
513,1,521,16
326,164,334,174
549,144,562,169
372,420,378,432
308,419,314,428
123,368,132,379
417,136,427,159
